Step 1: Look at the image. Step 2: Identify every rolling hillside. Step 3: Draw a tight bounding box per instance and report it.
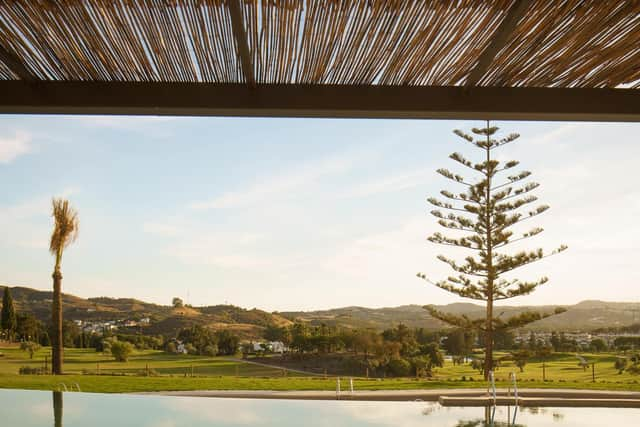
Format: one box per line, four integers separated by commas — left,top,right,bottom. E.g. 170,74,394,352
282,300,640,332
2,285,639,335
0,285,292,339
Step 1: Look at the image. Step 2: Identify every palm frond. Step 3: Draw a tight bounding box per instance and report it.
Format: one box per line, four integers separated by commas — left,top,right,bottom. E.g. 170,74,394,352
49,198,79,254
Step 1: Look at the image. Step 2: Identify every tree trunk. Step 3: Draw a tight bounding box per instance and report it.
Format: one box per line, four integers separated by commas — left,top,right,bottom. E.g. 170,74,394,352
484,297,493,380
52,269,63,375
483,124,494,381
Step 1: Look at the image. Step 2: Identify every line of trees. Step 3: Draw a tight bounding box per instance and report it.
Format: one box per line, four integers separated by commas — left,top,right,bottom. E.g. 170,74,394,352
1,287,17,341
262,322,445,377
170,325,240,356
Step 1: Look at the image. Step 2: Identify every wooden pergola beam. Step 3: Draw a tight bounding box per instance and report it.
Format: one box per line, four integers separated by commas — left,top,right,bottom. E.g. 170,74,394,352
0,81,638,122
228,0,255,87
466,0,531,86
0,45,35,81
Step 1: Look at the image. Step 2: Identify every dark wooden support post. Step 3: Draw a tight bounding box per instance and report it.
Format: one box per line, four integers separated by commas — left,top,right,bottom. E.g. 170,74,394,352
0,45,36,81
228,0,255,88
466,0,531,86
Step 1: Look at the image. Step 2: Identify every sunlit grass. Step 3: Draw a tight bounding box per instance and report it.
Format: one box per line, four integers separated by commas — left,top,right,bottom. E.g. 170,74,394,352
1,345,638,393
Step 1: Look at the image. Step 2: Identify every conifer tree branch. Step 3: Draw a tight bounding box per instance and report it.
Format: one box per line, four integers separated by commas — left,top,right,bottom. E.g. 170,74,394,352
436,169,473,186
494,227,544,249
428,198,474,213
495,245,568,275
424,305,485,330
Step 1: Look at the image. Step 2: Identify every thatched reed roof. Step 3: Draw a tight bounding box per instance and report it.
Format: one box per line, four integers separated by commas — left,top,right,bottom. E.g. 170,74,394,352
1,0,638,87
0,1,638,120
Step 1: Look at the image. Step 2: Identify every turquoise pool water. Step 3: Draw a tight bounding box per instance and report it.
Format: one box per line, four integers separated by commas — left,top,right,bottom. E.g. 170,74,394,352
2,389,638,426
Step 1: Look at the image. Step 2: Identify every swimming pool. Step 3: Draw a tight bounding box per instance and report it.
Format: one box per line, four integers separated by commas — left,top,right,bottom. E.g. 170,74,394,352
3,389,639,426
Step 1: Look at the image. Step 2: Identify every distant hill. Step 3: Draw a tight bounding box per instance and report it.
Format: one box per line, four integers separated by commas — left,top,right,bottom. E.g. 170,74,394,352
1,285,639,335
281,300,640,332
0,285,292,339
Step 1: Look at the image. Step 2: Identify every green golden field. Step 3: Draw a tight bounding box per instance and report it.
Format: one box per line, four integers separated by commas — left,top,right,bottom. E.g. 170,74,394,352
1,345,638,393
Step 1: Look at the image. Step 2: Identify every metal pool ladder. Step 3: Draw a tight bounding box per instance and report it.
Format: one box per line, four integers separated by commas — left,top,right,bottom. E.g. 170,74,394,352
508,372,519,426
56,382,81,392
508,371,518,405
488,370,497,405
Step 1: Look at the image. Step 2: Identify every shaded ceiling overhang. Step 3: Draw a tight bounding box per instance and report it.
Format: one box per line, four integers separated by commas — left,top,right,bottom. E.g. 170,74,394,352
0,1,639,121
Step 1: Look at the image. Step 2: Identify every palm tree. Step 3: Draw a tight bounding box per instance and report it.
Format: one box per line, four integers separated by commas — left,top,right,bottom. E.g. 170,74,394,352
49,198,79,375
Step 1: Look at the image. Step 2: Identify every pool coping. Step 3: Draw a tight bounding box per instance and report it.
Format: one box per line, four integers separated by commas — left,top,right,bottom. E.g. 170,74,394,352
138,388,640,407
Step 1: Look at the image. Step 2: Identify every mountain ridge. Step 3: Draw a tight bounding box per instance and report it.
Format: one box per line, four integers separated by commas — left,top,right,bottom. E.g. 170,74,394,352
2,285,638,334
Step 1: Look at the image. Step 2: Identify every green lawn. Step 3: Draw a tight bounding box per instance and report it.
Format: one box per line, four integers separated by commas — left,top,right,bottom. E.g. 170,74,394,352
0,346,288,377
1,345,639,393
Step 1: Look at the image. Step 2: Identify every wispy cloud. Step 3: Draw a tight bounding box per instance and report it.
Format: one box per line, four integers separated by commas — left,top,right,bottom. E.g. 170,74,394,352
190,154,354,210
0,131,32,163
525,123,579,146
324,217,436,280
339,169,431,199
143,221,274,270
0,188,80,249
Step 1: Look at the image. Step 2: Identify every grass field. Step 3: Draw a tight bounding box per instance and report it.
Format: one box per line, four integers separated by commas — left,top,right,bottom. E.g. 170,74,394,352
1,345,638,393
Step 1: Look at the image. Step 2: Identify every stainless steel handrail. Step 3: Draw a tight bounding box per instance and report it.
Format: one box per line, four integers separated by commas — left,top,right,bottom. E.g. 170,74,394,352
488,370,497,406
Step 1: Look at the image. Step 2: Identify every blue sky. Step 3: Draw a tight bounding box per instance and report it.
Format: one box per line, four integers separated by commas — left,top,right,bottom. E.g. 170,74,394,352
1,115,639,311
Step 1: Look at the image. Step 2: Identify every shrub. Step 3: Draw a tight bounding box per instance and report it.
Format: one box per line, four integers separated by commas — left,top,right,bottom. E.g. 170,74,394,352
386,358,411,377
203,344,218,357
166,342,177,354
137,368,159,377
20,341,41,359
111,340,134,362
184,343,198,355
19,366,46,375
101,338,113,354
627,364,640,375
614,357,628,374
470,358,484,374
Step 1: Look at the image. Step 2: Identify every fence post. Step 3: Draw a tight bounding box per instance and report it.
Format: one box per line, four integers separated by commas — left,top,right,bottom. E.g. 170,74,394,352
542,361,546,381
592,363,595,382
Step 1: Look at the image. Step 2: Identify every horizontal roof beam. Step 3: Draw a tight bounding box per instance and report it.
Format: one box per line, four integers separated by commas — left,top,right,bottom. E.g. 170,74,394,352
0,81,638,122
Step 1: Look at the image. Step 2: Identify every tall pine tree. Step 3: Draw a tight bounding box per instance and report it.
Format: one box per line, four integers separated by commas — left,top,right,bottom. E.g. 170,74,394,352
418,122,567,379
1,287,17,341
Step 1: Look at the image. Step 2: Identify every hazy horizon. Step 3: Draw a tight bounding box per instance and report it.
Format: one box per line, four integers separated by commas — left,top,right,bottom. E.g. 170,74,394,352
3,281,640,313
2,116,640,311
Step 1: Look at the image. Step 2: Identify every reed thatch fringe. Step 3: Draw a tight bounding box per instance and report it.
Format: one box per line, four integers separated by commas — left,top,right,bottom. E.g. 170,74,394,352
0,1,638,87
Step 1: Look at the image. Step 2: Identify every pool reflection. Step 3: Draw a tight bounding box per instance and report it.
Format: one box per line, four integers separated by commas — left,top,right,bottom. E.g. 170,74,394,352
2,389,635,427
53,391,63,427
